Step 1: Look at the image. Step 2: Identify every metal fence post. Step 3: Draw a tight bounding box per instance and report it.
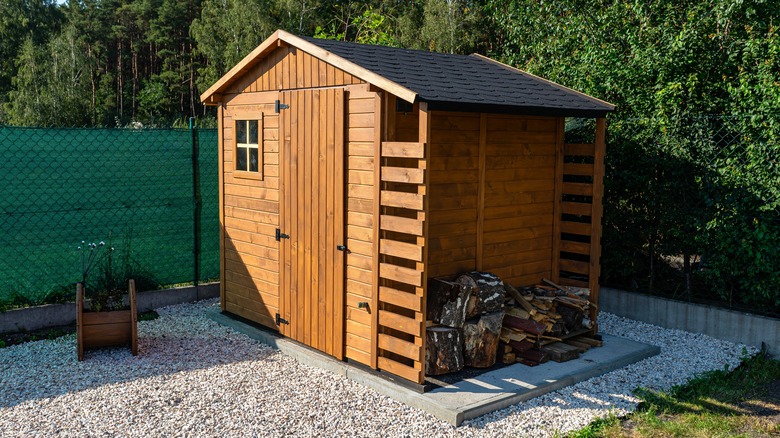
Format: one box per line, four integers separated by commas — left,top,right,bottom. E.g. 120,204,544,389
191,117,201,289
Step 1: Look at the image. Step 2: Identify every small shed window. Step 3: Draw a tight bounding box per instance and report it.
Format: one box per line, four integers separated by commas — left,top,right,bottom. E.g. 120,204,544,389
235,116,262,175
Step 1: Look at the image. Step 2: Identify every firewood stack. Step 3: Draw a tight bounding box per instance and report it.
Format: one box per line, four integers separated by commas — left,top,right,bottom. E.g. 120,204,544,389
500,279,600,366
425,273,602,376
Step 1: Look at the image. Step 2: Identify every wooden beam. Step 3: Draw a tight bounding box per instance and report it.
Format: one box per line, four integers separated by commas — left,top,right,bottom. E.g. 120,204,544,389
551,117,565,283
218,103,226,311
589,118,606,331
417,101,431,384
371,90,382,369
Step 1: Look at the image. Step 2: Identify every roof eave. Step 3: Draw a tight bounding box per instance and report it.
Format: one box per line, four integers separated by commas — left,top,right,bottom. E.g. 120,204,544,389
424,100,613,118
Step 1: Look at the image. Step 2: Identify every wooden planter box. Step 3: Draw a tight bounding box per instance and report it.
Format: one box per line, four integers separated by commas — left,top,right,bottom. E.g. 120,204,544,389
77,279,138,360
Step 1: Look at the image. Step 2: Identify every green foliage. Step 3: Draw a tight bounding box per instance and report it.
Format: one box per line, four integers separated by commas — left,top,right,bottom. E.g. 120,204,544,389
191,0,279,93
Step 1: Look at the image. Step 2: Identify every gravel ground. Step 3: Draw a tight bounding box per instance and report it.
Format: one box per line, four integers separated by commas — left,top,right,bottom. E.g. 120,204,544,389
0,299,756,437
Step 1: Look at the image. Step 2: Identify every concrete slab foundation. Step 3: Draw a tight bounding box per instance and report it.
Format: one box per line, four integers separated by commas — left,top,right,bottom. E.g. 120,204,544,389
208,311,660,426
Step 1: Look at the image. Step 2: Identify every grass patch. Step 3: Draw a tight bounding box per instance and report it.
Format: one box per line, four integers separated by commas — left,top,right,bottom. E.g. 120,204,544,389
569,352,780,437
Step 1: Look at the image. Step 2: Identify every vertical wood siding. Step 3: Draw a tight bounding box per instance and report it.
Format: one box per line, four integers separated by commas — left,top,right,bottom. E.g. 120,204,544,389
222,92,280,328
343,85,377,366
224,46,364,96
425,112,559,287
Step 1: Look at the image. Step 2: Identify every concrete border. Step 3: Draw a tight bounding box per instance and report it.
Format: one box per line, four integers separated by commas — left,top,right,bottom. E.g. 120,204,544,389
208,310,659,426
600,287,779,355
0,283,219,334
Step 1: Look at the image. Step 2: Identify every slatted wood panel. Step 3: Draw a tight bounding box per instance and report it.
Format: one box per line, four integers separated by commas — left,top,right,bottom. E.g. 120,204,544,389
552,118,606,330
279,88,345,359
221,91,280,328
224,46,363,96
344,86,378,366
375,104,430,385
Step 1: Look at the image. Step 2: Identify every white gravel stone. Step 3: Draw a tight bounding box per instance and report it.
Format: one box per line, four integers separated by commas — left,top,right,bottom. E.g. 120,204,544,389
0,299,756,437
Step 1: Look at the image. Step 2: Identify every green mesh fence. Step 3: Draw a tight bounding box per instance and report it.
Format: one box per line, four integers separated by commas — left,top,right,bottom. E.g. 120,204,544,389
0,126,219,308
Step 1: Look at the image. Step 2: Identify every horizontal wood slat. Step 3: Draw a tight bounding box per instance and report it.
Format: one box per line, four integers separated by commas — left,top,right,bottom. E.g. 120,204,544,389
560,258,590,275
380,215,424,236
564,143,595,156
561,202,593,216
378,334,421,361
562,182,593,196
380,263,423,287
378,310,423,336
379,286,423,312
377,356,421,383
379,239,423,262
381,166,425,184
381,190,424,210
382,141,425,158
559,240,591,255
558,277,590,288
562,163,594,176
560,221,592,236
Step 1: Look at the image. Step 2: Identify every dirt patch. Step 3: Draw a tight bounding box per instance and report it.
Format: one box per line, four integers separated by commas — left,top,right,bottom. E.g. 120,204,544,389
739,379,780,422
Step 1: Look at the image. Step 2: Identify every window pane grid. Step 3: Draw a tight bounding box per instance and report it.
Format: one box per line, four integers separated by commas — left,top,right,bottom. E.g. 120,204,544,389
236,119,260,173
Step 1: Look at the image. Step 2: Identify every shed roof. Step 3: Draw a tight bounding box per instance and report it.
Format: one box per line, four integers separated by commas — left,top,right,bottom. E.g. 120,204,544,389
201,30,614,118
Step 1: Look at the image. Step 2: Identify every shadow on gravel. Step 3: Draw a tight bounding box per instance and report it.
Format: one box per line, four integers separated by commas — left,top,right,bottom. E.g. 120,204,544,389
0,310,276,409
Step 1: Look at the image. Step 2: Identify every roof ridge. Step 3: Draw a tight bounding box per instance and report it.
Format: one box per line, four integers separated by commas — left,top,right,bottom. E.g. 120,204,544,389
468,54,615,110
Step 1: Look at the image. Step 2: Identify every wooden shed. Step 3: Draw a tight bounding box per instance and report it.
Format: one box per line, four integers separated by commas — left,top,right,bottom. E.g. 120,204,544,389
201,30,614,386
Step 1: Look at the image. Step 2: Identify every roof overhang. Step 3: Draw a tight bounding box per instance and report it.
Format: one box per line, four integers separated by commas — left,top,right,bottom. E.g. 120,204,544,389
200,30,418,106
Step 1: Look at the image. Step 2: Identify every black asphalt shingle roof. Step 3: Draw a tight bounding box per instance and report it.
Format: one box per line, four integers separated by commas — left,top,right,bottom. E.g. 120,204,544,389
300,36,614,117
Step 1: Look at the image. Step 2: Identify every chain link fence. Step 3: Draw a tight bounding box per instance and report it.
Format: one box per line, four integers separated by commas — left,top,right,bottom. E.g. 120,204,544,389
0,126,219,309
601,114,780,315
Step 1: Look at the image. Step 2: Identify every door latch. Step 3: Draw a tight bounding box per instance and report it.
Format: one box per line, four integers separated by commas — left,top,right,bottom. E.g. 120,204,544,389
275,228,290,241
336,244,350,253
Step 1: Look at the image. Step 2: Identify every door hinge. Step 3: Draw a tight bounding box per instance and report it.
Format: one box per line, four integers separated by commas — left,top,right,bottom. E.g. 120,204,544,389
275,100,289,113
275,228,290,241
275,313,289,325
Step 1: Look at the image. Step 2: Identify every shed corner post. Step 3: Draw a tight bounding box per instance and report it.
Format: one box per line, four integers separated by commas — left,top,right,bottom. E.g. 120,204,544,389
417,102,432,385
370,90,386,369
551,117,566,283
217,102,227,312
589,117,607,332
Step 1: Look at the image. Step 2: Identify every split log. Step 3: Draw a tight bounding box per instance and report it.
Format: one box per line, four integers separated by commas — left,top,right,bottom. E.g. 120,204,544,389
517,348,549,364
541,342,580,363
457,272,506,319
462,311,504,368
426,277,472,328
503,314,547,335
425,326,464,375
563,339,591,353
573,336,603,347
556,303,583,332
506,338,535,353
501,352,516,364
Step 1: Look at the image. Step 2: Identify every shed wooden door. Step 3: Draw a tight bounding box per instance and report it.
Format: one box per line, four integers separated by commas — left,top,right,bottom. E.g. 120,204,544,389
279,88,345,359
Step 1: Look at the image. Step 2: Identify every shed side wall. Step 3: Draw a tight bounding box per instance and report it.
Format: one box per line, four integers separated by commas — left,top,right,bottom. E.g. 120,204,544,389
481,115,557,285
344,85,377,366
222,96,280,328
427,113,558,286
224,46,364,96
427,113,480,277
